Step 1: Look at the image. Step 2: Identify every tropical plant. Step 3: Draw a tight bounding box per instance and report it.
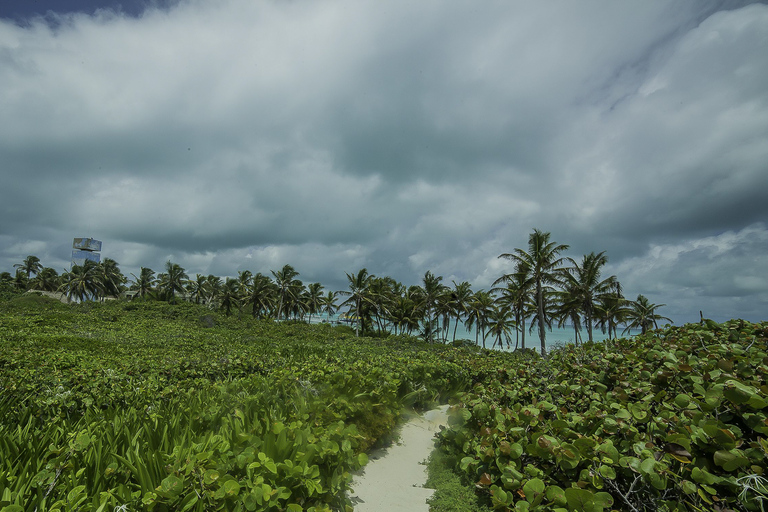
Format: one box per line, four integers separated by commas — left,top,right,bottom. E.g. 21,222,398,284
340,268,374,337
158,261,189,301
29,267,60,292
59,260,100,302
272,264,300,320
499,229,569,356
130,267,157,299
560,252,617,343
624,294,673,334
486,304,516,349
595,284,628,340
420,271,448,343
14,255,43,281
493,264,533,350
244,273,276,319
322,290,339,321
448,281,473,342
303,282,325,324
466,290,494,348
97,258,126,299
218,278,240,316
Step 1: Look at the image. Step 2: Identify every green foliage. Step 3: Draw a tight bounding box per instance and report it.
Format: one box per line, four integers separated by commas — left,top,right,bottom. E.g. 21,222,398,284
0,300,490,511
436,319,768,511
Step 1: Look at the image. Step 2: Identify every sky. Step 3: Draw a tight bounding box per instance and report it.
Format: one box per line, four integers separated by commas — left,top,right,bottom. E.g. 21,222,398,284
1,0,767,325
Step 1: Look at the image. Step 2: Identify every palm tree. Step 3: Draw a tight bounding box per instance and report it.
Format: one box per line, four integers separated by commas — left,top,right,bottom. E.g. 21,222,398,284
561,252,617,343
60,260,100,302
624,295,673,335
466,290,494,348
389,295,420,335
595,283,628,340
340,268,374,337
243,273,275,318
187,274,210,304
420,271,447,343
271,264,300,320
206,275,222,306
449,281,473,342
499,229,569,356
14,255,43,282
97,258,126,299
487,304,516,349
322,290,339,322
237,270,253,290
13,270,28,291
130,267,156,299
305,282,325,323
158,261,189,301
218,278,240,316
554,282,584,345
30,267,60,292
0,272,13,291
493,263,533,350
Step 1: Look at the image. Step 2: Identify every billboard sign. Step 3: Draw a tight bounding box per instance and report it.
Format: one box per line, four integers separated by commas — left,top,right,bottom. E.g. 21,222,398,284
73,238,102,251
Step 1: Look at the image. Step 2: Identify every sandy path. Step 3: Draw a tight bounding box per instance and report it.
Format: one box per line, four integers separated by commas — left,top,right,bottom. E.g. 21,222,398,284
349,405,450,511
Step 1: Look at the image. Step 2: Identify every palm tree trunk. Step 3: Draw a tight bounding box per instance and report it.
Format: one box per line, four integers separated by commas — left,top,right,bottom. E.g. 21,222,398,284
537,281,546,356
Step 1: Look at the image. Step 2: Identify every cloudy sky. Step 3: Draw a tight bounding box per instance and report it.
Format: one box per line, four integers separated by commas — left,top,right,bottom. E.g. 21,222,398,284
1,0,767,324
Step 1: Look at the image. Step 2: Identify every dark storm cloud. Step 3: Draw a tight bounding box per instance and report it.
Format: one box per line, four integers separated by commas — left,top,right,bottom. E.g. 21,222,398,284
1,0,767,324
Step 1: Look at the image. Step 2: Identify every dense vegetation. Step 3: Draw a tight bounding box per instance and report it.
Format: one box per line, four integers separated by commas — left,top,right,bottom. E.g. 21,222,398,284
2,229,671,355
1,294,766,511
0,296,497,512
437,319,768,511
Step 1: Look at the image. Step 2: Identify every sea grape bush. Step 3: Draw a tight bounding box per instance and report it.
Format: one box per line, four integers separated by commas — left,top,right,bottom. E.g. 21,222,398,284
436,319,768,511
2,297,765,511
0,298,490,512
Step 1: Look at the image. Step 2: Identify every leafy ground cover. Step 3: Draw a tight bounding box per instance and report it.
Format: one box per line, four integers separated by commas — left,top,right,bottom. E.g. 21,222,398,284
436,319,768,511
0,296,505,512
2,295,765,512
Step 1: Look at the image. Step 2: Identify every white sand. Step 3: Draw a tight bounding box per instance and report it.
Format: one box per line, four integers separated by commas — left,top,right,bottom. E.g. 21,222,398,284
349,405,450,511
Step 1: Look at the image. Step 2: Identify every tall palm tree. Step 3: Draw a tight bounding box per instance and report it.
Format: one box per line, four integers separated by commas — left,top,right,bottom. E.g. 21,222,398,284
187,274,210,304
0,272,13,291
158,261,189,301
499,229,569,356
624,295,673,335
244,273,275,319
487,304,516,349
59,260,100,302
368,277,396,334
554,282,584,346
218,278,240,316
130,267,156,299
237,270,253,290
561,252,617,343
493,263,533,350
271,264,300,320
420,271,447,343
389,295,420,335
30,267,60,292
340,268,374,337
466,290,494,348
595,283,628,340
97,258,126,299
14,255,43,282
322,290,339,322
206,275,223,306
304,282,325,324
450,281,473,342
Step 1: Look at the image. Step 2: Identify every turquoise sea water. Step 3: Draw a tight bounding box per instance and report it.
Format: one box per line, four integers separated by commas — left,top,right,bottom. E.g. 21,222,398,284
308,313,639,352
